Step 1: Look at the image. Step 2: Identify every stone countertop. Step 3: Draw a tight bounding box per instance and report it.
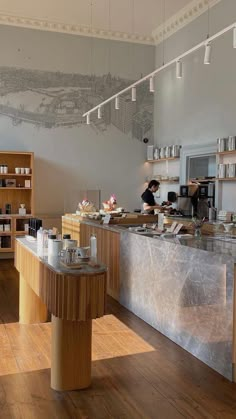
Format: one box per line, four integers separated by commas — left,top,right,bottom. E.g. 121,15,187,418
16,237,107,276
63,214,236,258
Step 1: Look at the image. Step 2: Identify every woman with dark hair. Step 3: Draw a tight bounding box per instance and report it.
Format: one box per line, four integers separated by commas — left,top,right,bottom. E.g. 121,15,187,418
141,180,165,214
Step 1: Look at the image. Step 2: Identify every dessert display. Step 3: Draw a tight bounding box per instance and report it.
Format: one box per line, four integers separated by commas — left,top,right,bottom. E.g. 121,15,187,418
77,199,97,213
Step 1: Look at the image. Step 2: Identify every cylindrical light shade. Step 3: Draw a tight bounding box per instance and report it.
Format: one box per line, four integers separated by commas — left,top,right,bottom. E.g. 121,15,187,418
233,27,236,48
131,86,136,102
176,60,183,78
204,43,212,64
115,96,120,110
98,106,102,119
86,114,90,125
149,76,154,92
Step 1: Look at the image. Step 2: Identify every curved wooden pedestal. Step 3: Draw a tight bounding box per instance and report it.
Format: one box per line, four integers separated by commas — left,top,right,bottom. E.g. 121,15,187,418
15,239,107,391
19,275,48,324
51,316,92,391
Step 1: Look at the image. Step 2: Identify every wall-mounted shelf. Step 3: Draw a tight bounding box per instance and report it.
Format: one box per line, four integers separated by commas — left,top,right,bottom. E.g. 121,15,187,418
190,178,216,183
216,177,236,181
146,157,180,163
217,150,236,156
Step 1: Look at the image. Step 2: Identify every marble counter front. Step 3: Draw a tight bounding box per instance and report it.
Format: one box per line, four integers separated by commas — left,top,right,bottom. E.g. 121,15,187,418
119,231,235,381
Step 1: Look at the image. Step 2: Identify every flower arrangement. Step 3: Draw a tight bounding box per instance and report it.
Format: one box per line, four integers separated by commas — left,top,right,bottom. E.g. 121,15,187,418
102,194,117,211
191,217,205,237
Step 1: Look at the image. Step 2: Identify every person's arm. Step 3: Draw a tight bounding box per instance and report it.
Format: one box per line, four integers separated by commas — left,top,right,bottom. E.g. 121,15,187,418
143,202,163,212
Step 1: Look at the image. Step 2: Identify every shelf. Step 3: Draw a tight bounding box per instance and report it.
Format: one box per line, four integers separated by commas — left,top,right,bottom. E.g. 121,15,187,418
146,157,180,163
190,178,216,183
0,248,13,252
0,232,12,236
145,180,179,184
216,177,236,181
0,187,32,190
217,151,236,155
0,173,32,177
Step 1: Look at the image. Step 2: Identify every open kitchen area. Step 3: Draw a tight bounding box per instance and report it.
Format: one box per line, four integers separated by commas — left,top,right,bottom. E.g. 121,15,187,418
2,0,236,418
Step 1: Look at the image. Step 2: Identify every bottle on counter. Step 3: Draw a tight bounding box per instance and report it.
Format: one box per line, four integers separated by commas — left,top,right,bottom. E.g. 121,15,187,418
90,234,97,259
37,227,44,256
48,234,57,256
63,234,71,249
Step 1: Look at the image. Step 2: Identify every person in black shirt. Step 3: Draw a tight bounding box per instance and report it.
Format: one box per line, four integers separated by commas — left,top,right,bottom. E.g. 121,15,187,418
141,180,164,214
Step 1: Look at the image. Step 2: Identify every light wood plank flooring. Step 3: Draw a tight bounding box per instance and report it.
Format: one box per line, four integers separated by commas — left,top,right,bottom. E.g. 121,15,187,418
0,259,236,418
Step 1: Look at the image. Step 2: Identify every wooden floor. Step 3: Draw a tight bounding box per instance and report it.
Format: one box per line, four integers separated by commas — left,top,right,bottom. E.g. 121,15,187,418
0,260,236,418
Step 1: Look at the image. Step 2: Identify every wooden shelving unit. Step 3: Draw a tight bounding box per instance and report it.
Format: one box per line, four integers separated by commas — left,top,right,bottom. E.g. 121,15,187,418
146,157,180,163
0,151,34,252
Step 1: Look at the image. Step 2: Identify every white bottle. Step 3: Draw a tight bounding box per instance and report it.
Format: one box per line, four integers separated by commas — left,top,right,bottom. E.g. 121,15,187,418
90,234,97,259
37,227,44,256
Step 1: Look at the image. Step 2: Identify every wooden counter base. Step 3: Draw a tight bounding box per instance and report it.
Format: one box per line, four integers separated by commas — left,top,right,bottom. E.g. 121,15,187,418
51,316,92,391
19,275,47,324
15,238,107,391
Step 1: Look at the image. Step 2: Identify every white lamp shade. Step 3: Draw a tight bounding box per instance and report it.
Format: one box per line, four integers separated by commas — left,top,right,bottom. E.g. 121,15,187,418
204,43,212,64
98,107,102,119
233,27,236,48
176,60,183,78
131,86,136,101
149,76,155,92
115,96,120,110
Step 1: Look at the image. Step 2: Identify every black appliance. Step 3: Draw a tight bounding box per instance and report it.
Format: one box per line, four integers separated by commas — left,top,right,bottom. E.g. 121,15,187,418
29,218,42,238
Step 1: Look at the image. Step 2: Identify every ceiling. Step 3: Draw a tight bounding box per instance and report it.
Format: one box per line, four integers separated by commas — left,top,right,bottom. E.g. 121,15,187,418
0,0,221,44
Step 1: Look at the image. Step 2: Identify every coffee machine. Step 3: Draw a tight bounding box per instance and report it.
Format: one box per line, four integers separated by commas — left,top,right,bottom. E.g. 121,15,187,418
177,184,198,216
197,183,215,219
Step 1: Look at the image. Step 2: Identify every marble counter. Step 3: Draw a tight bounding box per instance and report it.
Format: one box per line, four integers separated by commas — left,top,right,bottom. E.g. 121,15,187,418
119,231,235,381
17,237,107,276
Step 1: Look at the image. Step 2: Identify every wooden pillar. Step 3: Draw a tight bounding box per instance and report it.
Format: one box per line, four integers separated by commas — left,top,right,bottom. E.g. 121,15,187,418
19,274,48,324
51,315,92,391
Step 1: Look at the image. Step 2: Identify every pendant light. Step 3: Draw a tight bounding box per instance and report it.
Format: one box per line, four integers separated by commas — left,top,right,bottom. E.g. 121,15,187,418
149,76,155,92
233,26,236,48
176,60,183,78
204,1,212,64
131,86,136,102
204,43,212,64
115,96,120,110
97,106,102,119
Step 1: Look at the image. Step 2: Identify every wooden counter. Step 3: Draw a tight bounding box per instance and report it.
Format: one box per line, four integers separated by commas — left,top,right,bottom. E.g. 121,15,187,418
15,238,107,391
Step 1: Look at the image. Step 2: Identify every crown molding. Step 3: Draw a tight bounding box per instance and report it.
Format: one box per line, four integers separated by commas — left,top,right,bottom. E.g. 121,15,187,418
0,12,155,45
152,0,222,45
0,0,222,46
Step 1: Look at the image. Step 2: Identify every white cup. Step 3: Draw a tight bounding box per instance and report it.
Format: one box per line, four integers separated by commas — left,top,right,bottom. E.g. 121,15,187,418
20,168,25,174
15,168,20,174
25,168,30,174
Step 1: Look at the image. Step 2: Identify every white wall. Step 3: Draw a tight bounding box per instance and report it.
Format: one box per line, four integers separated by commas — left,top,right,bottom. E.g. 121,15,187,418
0,25,155,214
153,0,236,211
154,0,236,146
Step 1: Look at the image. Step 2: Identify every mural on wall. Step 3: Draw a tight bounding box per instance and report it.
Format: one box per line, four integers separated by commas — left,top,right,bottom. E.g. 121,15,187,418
0,67,153,142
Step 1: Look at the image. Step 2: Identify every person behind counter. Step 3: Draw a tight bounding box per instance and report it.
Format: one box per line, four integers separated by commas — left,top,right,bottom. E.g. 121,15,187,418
141,180,170,214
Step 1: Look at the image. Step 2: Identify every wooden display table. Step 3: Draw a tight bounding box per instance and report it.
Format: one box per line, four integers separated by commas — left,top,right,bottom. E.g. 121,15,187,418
15,238,107,391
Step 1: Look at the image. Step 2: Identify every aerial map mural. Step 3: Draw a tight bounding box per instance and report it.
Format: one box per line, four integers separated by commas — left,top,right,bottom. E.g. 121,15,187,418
0,67,153,141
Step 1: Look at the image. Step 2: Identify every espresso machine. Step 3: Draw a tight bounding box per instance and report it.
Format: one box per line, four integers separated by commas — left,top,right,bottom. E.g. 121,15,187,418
196,183,215,219
177,183,215,219
177,184,198,216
